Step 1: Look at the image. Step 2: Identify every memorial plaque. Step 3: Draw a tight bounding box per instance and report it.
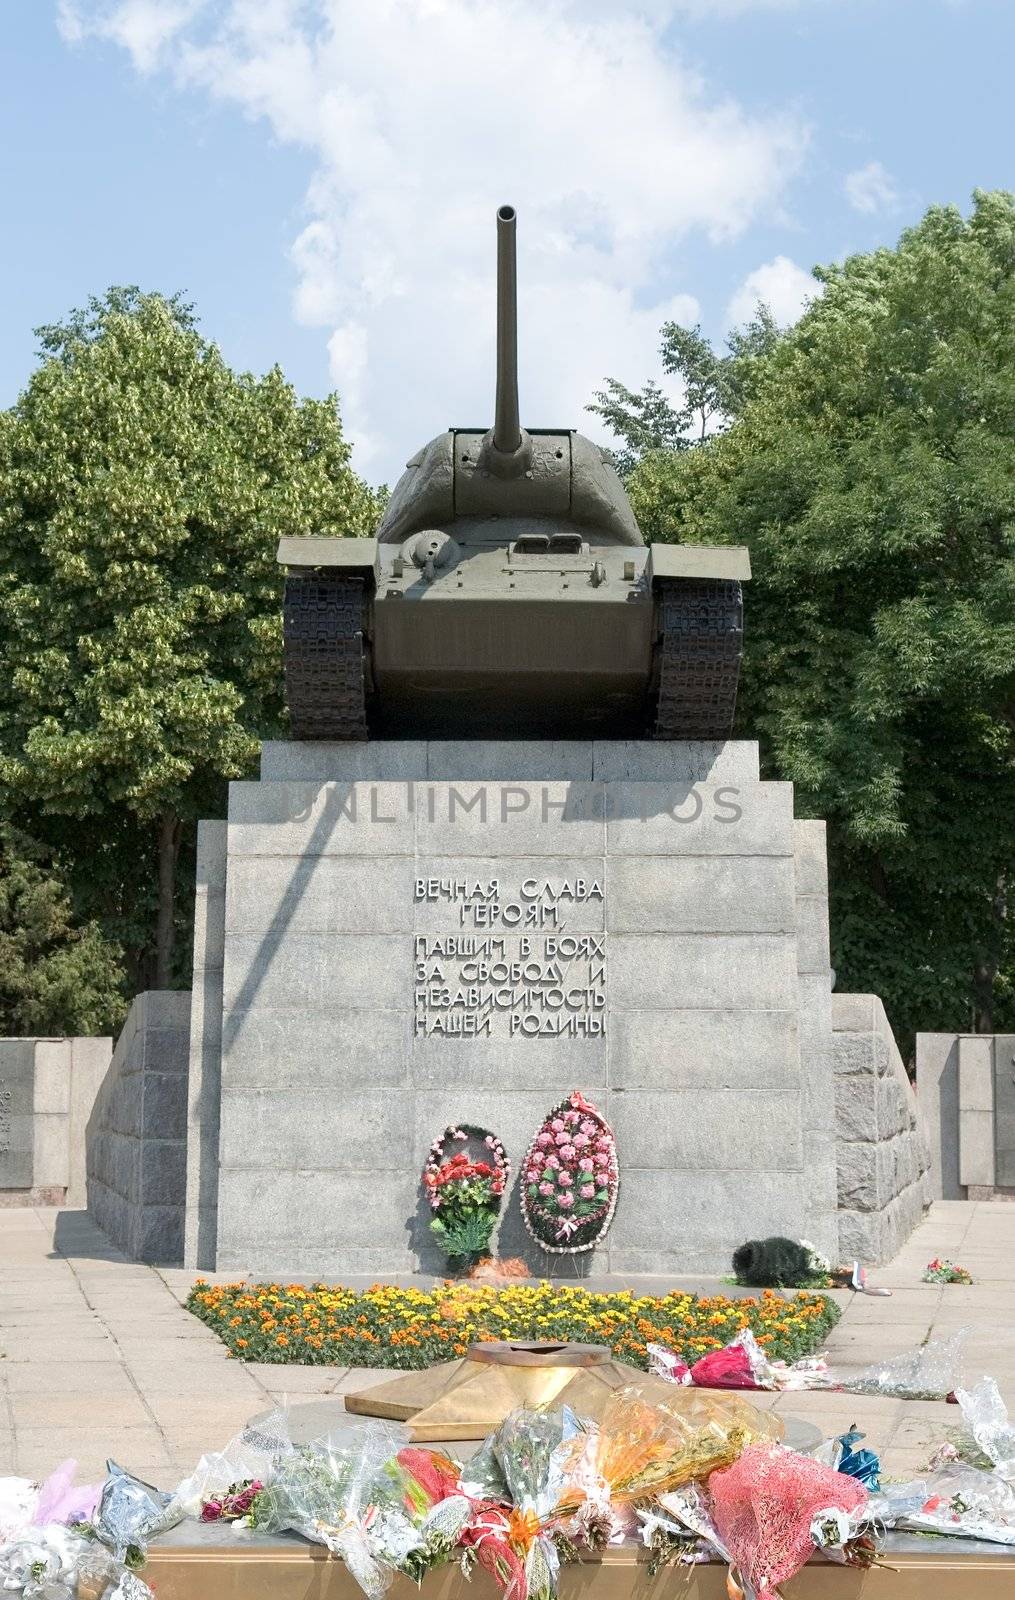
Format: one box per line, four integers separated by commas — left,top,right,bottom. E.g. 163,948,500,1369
0,1045,34,1189
413,874,607,1041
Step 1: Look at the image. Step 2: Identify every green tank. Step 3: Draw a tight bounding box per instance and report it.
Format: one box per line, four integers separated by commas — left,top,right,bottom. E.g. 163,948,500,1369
279,205,749,741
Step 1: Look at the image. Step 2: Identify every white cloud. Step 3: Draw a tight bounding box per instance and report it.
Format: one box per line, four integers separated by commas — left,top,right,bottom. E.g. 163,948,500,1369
56,0,809,479
727,254,817,328
844,160,899,215
58,0,203,71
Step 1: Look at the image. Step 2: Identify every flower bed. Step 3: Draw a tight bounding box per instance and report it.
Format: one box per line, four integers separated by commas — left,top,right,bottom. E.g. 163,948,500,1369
187,1280,839,1369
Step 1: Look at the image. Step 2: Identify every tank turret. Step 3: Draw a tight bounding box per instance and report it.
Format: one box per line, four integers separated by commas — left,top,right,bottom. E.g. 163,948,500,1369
279,206,748,740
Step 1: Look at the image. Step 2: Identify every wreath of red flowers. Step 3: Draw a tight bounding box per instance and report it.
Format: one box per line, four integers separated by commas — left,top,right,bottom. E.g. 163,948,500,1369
521,1090,619,1253
422,1125,511,1212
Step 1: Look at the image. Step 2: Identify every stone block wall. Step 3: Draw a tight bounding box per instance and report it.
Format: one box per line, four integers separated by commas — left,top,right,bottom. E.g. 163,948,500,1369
86,991,191,1262
0,1036,110,1205
833,994,930,1261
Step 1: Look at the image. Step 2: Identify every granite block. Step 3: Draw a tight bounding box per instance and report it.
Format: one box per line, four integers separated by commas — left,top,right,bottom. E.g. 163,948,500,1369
835,1076,878,1143
792,820,829,897
220,1009,411,1090
605,856,796,934
228,782,415,856
609,1089,802,1170
605,782,794,857
225,856,414,936
608,1009,798,1092
217,1169,418,1262
219,1088,408,1171
413,858,606,932
32,1112,70,1188
611,934,797,1011
427,742,594,781
412,1033,608,1090
32,1042,71,1114
795,895,832,976
141,1072,188,1138
221,933,407,1013
142,1027,191,1075
0,1047,34,1189
608,1169,805,1264
261,741,429,782
140,1140,187,1206
592,741,760,785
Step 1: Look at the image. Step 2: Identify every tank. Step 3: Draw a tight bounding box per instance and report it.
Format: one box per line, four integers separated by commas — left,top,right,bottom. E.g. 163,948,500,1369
279,204,749,741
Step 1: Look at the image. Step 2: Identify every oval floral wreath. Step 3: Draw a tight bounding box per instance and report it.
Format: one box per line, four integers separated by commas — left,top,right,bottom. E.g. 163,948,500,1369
521,1091,619,1252
422,1124,511,1263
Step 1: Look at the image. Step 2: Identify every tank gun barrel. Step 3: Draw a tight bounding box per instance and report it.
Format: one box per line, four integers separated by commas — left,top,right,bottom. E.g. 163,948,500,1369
493,204,521,454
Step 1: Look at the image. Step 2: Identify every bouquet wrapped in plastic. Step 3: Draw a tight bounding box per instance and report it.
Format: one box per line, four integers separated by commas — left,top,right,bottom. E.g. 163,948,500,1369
249,1421,423,1597
172,1407,293,1523
91,1462,183,1565
0,1462,101,1548
650,1328,833,1394
709,1443,868,1597
459,1409,580,1600
0,1523,97,1600
394,1447,474,1581
954,1378,1015,1478
0,1459,164,1598
638,1484,731,1574
839,1327,967,1401
813,1427,881,1491
688,1330,776,1391
868,1463,1015,1546
558,1385,773,1516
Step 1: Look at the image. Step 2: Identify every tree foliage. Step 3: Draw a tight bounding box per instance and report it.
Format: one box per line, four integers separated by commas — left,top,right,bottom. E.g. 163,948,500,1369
0,287,380,992
622,193,1015,1048
0,824,125,1036
588,308,780,474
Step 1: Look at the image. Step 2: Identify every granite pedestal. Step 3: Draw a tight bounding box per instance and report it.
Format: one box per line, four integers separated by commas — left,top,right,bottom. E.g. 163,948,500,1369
185,740,845,1276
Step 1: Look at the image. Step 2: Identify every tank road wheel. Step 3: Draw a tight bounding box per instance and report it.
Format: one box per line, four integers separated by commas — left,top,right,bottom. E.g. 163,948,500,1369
283,575,369,740
652,578,744,740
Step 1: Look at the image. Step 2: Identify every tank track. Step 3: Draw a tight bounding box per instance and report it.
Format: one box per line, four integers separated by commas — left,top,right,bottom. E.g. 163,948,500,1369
283,575,369,740
652,578,744,740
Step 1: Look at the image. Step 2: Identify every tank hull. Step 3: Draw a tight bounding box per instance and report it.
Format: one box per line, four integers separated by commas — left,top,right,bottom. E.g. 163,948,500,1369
372,592,652,738
280,537,746,742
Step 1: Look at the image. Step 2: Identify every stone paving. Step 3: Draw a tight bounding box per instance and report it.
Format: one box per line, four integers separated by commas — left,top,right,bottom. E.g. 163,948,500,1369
1,1200,1013,1489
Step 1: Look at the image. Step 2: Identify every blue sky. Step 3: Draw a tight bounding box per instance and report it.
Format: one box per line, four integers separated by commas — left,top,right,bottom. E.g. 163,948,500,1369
2,1,1013,485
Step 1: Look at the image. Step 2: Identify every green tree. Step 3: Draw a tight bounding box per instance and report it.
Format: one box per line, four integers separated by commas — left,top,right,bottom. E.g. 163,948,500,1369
0,288,379,990
0,824,125,1036
588,308,780,474
622,193,1015,1049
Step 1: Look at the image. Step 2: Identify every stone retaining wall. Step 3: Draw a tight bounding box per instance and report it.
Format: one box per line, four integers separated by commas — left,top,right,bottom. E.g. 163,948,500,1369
833,994,931,1262
916,1033,1015,1199
86,991,190,1262
0,1036,110,1205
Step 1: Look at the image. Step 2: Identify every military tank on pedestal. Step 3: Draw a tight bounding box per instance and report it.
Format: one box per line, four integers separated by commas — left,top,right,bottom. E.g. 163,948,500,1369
279,205,749,740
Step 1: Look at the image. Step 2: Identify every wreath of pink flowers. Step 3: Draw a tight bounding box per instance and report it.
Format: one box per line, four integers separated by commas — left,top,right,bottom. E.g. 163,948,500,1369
422,1124,511,1213
520,1090,619,1253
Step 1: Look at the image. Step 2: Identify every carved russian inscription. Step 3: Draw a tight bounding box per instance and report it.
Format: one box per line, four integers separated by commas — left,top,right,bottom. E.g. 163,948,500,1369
413,877,606,1039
